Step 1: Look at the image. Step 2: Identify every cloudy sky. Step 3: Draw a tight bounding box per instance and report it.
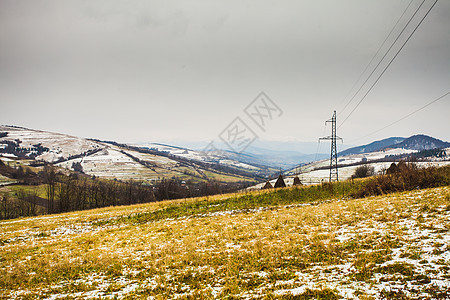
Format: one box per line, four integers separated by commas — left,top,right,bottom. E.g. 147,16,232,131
1,0,449,152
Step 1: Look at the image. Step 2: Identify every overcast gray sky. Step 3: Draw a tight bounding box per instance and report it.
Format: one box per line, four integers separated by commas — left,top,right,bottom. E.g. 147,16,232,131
1,0,449,152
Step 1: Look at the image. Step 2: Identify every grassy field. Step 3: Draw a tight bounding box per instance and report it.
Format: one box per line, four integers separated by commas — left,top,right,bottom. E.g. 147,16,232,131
4,184,48,198
0,181,449,299
203,170,254,183
0,173,16,185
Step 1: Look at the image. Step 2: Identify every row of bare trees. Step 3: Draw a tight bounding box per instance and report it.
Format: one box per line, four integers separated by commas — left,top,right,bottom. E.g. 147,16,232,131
43,166,156,214
1,165,251,220
0,189,43,220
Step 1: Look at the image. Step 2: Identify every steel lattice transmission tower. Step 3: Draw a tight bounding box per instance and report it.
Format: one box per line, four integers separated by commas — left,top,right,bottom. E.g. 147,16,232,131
319,111,343,182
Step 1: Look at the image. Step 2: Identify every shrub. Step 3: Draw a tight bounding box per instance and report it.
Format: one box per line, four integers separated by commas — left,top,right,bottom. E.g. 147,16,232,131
352,164,450,198
71,162,84,173
352,165,375,178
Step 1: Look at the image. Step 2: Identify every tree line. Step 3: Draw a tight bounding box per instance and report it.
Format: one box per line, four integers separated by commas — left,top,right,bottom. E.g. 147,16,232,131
0,162,251,220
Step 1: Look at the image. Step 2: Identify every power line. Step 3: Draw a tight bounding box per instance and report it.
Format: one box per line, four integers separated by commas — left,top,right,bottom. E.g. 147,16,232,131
314,123,327,162
349,91,449,143
338,0,425,117
338,0,439,130
337,0,415,116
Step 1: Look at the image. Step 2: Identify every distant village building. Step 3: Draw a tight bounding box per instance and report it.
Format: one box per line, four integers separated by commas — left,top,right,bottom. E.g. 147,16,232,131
293,176,302,186
274,174,286,188
262,181,273,189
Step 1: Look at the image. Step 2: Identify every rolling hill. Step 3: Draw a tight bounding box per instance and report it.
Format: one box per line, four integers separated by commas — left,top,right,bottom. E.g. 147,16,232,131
0,125,274,184
2,125,449,188
274,134,450,188
392,134,450,151
340,134,450,157
339,137,405,156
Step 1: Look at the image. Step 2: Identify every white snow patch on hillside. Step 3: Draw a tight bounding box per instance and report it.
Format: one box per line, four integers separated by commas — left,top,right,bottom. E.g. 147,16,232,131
132,143,258,170
250,161,450,190
57,146,160,181
0,125,102,162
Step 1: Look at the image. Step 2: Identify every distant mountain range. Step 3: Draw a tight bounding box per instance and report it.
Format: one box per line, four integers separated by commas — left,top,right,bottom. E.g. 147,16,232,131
339,135,450,157
392,135,450,151
339,137,406,156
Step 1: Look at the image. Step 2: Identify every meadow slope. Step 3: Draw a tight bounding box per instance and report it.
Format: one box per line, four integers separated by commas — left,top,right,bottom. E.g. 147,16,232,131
1,186,449,299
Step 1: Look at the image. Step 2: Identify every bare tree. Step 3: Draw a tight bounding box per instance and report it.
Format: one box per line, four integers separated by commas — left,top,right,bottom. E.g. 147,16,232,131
44,165,56,213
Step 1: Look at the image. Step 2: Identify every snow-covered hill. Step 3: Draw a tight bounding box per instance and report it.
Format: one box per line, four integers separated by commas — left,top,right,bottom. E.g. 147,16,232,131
339,134,450,156
133,143,260,171
392,134,450,151
250,160,450,190
0,125,102,163
249,138,450,189
339,137,405,156
0,125,267,183
2,126,448,186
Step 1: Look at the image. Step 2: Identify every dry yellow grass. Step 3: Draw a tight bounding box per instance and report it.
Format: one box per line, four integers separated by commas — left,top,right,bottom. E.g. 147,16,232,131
1,186,449,299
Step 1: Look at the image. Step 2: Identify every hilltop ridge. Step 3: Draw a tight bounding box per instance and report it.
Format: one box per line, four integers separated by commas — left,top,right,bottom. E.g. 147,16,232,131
340,134,449,157
0,125,272,183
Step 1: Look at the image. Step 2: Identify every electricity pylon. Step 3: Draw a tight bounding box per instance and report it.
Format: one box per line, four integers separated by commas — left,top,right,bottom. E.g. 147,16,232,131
319,111,343,182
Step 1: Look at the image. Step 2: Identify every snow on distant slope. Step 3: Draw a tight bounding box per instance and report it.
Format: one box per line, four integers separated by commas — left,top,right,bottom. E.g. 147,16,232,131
292,147,420,176
133,143,259,170
340,135,450,157
337,148,418,165
250,160,450,190
133,143,215,163
392,134,450,151
256,146,450,190
0,125,102,162
0,126,262,182
339,137,405,156
57,146,161,182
